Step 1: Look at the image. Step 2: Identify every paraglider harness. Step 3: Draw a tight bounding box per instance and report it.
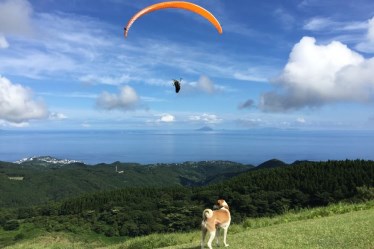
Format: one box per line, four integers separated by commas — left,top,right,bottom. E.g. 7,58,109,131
173,78,182,93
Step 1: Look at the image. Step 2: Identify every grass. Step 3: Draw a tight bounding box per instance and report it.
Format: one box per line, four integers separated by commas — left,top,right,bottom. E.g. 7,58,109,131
2,201,374,249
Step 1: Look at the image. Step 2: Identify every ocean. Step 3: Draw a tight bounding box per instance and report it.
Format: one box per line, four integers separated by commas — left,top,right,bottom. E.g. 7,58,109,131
1,129,373,165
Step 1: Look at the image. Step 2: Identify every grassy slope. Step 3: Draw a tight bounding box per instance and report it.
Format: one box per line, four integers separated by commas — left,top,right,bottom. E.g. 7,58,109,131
3,201,373,249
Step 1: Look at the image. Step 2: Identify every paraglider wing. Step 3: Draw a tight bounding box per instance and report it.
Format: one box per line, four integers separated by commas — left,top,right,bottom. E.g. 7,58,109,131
124,1,223,38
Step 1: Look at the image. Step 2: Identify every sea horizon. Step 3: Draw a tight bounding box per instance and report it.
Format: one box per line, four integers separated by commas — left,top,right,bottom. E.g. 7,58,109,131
1,128,374,166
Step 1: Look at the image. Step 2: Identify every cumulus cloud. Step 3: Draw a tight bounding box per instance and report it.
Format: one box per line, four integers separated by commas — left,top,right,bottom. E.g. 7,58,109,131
189,113,222,124
296,117,306,124
238,99,255,110
157,114,175,123
0,35,9,48
184,76,224,94
0,120,29,128
0,76,48,123
0,0,33,36
260,36,374,112
197,76,216,93
96,86,140,111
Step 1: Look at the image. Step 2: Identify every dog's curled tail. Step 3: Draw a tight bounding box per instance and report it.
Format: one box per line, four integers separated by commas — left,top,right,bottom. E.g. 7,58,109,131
202,209,213,220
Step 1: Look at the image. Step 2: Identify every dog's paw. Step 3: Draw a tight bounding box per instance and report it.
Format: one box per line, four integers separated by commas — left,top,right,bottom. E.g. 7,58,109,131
224,244,229,247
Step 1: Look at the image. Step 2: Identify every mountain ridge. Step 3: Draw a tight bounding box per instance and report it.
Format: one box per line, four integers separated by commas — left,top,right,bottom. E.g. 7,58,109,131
0,156,316,208
0,158,254,208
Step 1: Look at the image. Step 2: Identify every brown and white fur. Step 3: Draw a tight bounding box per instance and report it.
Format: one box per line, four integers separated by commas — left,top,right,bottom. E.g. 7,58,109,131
201,199,231,249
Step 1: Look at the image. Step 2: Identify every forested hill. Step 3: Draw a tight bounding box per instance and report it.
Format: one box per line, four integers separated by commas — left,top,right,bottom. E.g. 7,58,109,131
0,158,253,207
2,159,370,239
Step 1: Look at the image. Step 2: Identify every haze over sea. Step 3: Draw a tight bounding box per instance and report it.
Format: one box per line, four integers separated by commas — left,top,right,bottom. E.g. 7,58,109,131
1,129,374,165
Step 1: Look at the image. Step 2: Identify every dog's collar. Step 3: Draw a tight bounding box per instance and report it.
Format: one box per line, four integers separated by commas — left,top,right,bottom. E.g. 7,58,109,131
221,205,229,210
217,205,229,210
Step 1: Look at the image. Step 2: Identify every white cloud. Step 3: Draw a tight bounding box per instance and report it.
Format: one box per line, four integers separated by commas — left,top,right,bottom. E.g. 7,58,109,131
0,2,276,88
196,75,216,93
184,76,225,94
157,114,175,123
49,112,68,120
304,17,335,31
189,113,222,124
0,0,34,49
303,17,367,32
369,18,374,42
303,16,373,51
296,117,306,124
237,118,262,127
11,122,29,127
233,65,277,83
0,120,29,128
0,35,9,48
81,122,91,128
96,86,140,111
233,71,268,82
0,76,48,123
0,0,33,36
1,51,76,78
141,96,166,103
274,8,295,30
39,91,97,99
260,36,374,112
356,17,374,53
0,8,115,78
79,74,132,86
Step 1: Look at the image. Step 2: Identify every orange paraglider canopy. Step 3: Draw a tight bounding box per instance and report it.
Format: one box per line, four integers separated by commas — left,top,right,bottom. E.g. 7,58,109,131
124,1,223,38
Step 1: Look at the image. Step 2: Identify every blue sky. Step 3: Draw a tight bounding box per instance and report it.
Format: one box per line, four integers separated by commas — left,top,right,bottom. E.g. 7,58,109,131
1,0,374,130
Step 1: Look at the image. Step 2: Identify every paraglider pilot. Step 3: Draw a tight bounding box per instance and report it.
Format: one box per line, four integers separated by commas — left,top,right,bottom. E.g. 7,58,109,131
173,79,181,93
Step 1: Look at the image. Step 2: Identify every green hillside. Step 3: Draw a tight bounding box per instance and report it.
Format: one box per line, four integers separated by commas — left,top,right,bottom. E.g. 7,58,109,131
166,204,374,249
256,158,288,169
0,159,252,207
1,159,373,243
2,201,373,249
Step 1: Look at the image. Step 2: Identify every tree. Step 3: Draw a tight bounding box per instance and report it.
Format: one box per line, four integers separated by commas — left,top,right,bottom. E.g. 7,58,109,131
4,220,19,231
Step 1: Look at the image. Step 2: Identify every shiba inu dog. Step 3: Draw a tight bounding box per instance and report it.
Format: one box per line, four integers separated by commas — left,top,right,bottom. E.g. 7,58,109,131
201,199,231,249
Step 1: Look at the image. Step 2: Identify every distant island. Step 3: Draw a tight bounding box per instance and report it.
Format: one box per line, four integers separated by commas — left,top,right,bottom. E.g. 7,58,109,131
196,126,214,131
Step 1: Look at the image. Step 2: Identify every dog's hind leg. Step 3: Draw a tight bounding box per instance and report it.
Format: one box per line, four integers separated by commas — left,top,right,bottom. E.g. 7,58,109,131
215,227,220,247
223,227,229,247
201,228,207,249
207,231,215,249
